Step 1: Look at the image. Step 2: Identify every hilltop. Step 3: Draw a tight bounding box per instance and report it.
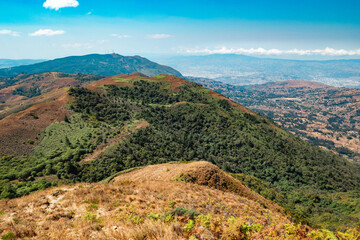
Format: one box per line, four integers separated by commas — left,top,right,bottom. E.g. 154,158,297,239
1,73,360,231
0,161,350,240
0,54,182,78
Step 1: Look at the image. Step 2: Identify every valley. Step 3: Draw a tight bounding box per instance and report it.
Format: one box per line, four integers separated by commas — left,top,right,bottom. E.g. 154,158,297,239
158,54,360,88
190,77,360,162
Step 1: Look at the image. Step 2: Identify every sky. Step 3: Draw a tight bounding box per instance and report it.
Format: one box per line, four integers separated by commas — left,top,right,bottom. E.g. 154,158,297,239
0,0,359,60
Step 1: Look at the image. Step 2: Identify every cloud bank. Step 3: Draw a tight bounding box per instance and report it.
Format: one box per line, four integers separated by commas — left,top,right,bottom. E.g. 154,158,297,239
0,30,20,37
185,47,360,56
43,0,79,10
147,34,173,39
29,29,65,36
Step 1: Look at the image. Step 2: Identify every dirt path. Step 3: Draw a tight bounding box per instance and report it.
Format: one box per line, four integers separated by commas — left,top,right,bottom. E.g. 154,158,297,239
81,120,149,163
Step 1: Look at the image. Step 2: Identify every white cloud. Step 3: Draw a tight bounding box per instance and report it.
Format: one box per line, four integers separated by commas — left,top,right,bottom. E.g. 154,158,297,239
111,34,131,39
29,29,65,37
86,11,92,15
146,34,173,39
184,47,360,56
0,30,20,37
43,0,79,10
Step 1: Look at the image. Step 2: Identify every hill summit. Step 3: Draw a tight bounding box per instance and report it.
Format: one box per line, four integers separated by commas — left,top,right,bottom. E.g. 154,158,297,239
0,54,182,78
0,161,331,239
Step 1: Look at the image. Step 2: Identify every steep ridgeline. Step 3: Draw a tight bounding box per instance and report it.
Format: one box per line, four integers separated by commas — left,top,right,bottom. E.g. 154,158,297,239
0,74,360,231
188,77,360,162
0,53,182,78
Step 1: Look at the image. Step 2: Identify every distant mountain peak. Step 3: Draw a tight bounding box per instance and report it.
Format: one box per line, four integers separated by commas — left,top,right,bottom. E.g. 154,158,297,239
0,53,183,78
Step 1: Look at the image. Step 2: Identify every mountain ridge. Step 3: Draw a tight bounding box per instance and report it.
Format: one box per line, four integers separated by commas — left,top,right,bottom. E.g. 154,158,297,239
0,54,182,78
0,59,45,68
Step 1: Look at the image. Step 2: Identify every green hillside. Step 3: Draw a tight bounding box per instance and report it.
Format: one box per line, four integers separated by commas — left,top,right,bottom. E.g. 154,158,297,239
1,74,360,231
0,54,182,78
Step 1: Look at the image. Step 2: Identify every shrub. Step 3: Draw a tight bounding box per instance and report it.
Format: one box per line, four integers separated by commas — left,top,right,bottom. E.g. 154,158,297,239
87,204,99,211
184,219,195,232
1,233,15,240
147,212,161,220
83,212,101,223
164,207,200,220
168,200,176,208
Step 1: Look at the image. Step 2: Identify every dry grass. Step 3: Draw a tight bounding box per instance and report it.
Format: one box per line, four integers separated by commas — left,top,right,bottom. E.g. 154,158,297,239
0,161,326,239
114,161,282,213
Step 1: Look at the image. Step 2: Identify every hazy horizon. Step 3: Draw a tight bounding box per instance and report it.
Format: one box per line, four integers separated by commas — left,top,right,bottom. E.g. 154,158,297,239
2,52,360,63
1,0,359,60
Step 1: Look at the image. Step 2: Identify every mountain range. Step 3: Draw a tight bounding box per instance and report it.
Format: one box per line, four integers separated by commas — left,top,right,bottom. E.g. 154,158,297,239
0,59,45,68
0,54,182,78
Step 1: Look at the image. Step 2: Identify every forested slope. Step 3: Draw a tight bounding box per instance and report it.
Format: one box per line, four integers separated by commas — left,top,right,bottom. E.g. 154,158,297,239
1,74,360,230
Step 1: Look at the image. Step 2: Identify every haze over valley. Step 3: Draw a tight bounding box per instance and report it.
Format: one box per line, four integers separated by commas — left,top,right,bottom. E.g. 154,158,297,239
157,54,360,88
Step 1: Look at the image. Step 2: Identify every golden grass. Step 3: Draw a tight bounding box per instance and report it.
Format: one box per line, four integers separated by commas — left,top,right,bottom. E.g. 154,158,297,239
0,162,356,239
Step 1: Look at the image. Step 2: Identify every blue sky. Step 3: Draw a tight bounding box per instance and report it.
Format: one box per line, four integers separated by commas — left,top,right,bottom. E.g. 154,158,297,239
0,0,359,59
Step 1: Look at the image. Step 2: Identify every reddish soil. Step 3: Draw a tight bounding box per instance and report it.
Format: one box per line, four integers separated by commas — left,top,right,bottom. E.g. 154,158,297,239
0,72,99,119
0,93,70,156
154,75,192,91
86,75,132,91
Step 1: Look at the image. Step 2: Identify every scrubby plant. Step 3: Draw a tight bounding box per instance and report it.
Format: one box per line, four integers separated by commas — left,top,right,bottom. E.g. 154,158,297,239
184,219,195,232
164,207,200,220
83,212,101,223
147,212,161,220
87,204,99,211
308,229,338,240
168,200,176,208
1,232,15,240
